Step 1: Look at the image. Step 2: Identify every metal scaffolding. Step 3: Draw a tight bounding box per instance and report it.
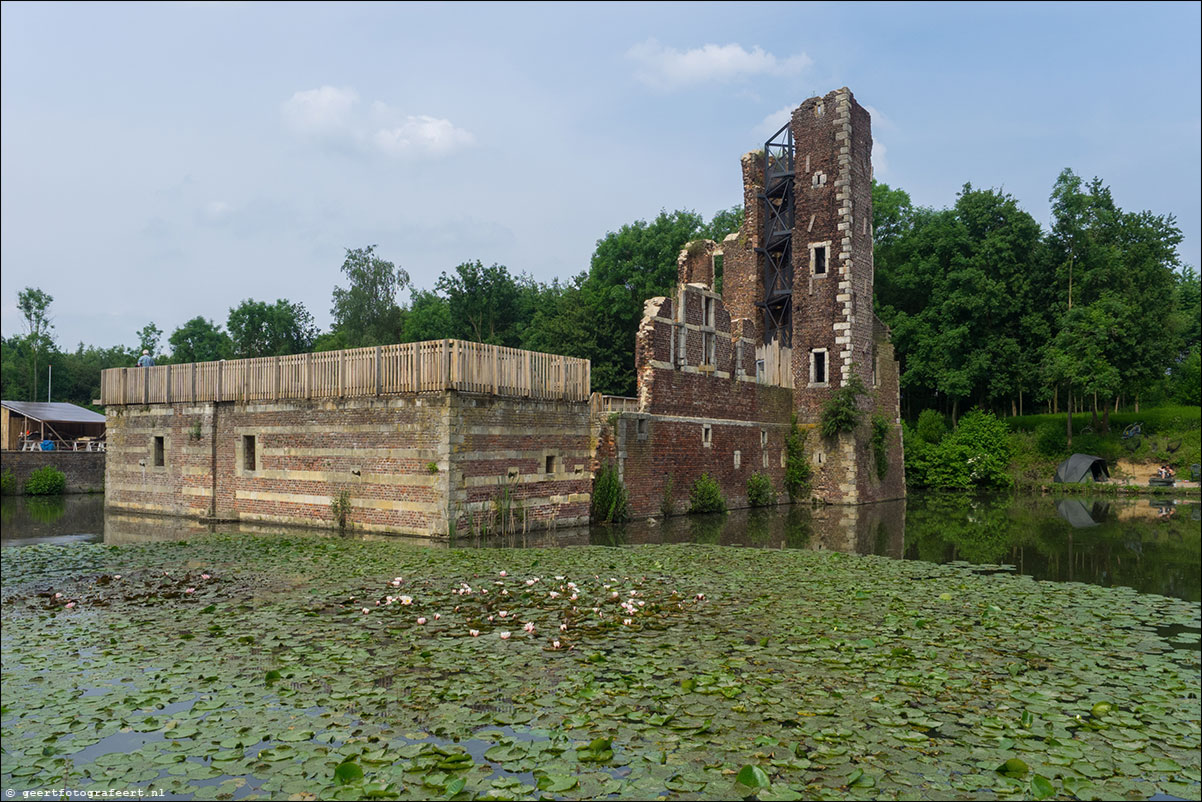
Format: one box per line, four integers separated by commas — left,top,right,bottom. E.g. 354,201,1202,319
757,121,795,347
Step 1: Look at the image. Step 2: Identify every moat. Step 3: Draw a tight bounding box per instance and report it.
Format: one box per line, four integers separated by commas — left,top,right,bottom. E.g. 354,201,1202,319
3,492,1198,601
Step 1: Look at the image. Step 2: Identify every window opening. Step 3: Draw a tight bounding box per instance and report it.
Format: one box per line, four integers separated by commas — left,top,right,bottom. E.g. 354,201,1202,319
812,350,827,385
814,245,827,275
545,455,557,475
153,436,164,467
702,424,712,447
242,435,256,472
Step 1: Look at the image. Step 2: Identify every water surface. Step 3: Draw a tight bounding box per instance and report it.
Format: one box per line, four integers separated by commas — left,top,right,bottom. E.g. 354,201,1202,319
2,491,1198,600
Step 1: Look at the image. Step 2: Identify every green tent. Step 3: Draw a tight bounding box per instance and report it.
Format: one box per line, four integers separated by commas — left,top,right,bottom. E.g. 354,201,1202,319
1053,454,1110,484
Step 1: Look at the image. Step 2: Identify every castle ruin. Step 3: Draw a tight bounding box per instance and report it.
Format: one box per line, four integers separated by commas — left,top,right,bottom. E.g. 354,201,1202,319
100,88,904,535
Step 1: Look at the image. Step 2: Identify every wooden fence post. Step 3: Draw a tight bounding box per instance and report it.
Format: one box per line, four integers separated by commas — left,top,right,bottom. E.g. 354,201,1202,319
442,340,450,390
304,353,312,399
165,365,172,403
216,361,224,403
375,346,383,395
191,362,197,403
339,351,346,397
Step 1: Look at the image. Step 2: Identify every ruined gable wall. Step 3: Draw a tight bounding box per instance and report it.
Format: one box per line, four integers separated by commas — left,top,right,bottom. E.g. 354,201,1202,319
603,282,794,519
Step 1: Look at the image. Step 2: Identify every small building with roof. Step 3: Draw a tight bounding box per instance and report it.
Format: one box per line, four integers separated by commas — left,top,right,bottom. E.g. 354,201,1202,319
1,400,107,452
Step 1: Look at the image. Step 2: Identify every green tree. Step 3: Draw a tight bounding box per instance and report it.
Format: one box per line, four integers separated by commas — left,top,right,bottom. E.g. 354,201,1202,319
330,245,409,347
400,289,453,343
435,261,521,345
227,298,318,358
871,180,915,251
17,287,55,401
136,323,162,357
582,210,708,395
874,185,1051,421
168,317,231,363
1046,169,1183,437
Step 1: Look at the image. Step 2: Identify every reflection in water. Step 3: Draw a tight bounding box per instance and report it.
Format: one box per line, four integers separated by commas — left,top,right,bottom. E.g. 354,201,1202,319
904,494,1201,602
3,493,1198,601
0,494,104,546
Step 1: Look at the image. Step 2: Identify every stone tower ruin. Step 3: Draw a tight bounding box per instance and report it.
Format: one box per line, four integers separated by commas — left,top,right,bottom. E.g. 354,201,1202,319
722,87,905,503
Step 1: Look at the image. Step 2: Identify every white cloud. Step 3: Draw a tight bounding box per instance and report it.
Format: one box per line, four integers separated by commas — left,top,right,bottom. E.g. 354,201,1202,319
873,140,888,175
282,87,473,157
198,200,232,225
373,115,474,156
755,104,796,136
862,104,894,131
627,38,811,90
281,86,359,136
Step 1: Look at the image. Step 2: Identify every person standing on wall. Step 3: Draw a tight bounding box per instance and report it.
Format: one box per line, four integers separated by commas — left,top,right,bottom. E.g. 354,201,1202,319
137,349,155,367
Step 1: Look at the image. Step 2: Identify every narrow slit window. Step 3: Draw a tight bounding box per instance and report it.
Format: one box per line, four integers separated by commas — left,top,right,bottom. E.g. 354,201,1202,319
153,436,164,467
636,418,648,438
242,435,256,472
702,424,712,447
704,296,715,328
545,455,557,475
813,245,827,275
760,429,768,448
811,350,827,385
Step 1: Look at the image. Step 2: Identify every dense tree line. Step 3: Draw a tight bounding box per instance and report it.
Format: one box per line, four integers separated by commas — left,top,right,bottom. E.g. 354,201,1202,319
873,170,1199,437
3,168,1196,426
1,209,741,406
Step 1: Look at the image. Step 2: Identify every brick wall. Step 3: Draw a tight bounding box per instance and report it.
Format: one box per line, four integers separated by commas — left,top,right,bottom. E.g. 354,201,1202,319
105,392,591,537
1,451,105,494
714,87,905,505
602,282,796,518
449,393,592,534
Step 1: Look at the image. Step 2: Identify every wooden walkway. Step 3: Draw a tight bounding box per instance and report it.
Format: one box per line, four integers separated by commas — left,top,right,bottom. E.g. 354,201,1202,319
101,340,591,406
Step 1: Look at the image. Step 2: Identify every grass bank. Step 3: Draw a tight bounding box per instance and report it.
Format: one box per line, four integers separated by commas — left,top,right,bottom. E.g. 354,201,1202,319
2,534,1199,800
1005,405,1201,490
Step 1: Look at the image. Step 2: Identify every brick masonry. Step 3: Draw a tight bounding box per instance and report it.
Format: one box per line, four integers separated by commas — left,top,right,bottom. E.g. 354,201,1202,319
100,86,902,533
601,87,905,511
1,451,106,494
104,392,591,537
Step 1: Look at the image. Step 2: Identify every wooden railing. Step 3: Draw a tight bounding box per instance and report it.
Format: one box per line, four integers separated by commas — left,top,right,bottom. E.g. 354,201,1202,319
589,394,640,414
101,340,591,406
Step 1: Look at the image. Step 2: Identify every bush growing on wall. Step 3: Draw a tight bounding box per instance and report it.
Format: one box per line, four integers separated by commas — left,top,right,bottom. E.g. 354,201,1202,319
1,468,15,496
24,466,66,496
746,472,776,507
784,415,812,502
871,415,891,480
591,463,628,523
820,373,867,438
688,473,726,514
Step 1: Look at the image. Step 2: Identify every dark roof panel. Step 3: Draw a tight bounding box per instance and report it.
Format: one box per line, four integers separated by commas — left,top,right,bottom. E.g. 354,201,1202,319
1,400,106,424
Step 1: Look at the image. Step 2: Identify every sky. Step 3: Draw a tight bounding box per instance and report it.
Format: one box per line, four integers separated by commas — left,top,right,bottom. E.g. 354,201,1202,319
2,1,1200,352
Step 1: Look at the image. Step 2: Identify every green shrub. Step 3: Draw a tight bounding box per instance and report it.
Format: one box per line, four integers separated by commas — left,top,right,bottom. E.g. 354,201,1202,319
784,415,812,501
746,472,776,507
1035,422,1066,457
688,473,726,514
24,466,66,496
330,490,352,534
915,409,947,444
819,373,867,438
904,410,1012,490
659,475,674,518
591,463,628,523
871,415,890,480
0,468,15,496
